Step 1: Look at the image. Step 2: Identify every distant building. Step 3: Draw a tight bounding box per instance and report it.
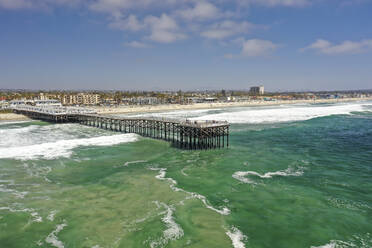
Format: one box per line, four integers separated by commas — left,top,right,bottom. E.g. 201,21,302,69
122,97,163,105
62,93,101,105
38,93,49,100
250,86,264,95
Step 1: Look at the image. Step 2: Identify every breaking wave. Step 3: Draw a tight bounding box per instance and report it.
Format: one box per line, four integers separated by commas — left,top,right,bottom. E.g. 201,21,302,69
191,102,372,124
0,134,138,160
126,108,220,119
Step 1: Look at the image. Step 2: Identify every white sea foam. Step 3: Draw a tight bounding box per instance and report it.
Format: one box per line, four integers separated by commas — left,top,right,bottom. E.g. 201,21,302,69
233,167,304,184
311,242,337,248
190,102,372,124
0,181,28,198
150,202,184,248
31,212,43,222
45,221,68,248
0,206,42,222
127,108,220,119
226,226,247,248
311,240,356,248
113,160,147,168
0,123,114,148
150,167,230,215
0,124,38,134
311,233,372,248
124,160,147,166
47,210,57,221
180,168,188,176
0,134,138,160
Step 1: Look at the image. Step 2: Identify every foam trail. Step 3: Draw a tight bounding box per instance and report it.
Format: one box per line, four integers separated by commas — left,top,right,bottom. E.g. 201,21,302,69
124,160,147,166
226,227,247,248
0,207,42,222
0,180,28,198
0,134,138,160
45,221,68,248
150,202,184,248
233,167,304,184
311,242,337,248
310,233,372,248
150,167,230,215
190,103,372,124
47,210,58,221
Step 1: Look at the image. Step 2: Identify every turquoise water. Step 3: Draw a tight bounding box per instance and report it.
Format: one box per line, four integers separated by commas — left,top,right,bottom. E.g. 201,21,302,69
0,101,371,248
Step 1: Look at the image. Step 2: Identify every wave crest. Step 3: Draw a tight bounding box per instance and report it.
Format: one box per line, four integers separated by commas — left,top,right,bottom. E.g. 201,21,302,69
0,134,138,160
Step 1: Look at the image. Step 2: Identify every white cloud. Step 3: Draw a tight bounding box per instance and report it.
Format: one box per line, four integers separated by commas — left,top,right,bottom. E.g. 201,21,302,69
109,15,145,31
242,39,278,56
302,39,372,54
144,14,186,43
0,0,82,10
201,20,257,39
109,13,187,44
125,41,150,48
0,0,33,9
225,38,278,58
236,0,310,7
88,0,181,15
0,0,281,47
176,1,221,20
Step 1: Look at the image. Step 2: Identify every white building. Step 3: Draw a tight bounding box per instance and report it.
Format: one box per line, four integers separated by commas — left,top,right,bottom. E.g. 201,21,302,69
250,86,265,95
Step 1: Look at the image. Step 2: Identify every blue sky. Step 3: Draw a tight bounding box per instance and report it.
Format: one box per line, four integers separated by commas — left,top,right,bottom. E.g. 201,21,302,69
0,0,371,91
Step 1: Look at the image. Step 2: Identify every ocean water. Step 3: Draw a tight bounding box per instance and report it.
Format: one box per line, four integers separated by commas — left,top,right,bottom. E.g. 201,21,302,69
0,101,371,248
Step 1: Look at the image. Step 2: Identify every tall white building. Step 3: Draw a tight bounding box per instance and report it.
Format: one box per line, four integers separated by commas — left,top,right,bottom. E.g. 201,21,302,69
250,86,264,95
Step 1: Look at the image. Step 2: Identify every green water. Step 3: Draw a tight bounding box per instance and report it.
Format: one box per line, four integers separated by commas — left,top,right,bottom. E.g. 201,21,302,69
0,102,371,248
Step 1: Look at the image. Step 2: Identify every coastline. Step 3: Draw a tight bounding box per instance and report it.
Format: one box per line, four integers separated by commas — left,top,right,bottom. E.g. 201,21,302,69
0,113,31,122
94,97,372,115
1,97,371,121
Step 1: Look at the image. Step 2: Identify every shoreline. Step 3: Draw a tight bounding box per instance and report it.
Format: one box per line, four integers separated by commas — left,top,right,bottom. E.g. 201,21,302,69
95,97,372,115
0,113,31,122
1,97,371,121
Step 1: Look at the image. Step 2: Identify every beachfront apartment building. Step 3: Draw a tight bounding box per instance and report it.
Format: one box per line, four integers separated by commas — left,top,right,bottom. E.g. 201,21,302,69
250,86,265,95
62,93,101,105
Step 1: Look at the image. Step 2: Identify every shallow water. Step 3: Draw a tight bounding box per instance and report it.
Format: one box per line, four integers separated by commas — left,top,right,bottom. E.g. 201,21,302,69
0,101,371,248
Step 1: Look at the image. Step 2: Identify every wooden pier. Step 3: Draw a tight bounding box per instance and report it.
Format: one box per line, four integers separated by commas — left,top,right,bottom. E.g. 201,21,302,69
12,105,229,150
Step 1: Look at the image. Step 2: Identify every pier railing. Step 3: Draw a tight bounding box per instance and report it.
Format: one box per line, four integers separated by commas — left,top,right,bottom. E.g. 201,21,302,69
11,105,229,150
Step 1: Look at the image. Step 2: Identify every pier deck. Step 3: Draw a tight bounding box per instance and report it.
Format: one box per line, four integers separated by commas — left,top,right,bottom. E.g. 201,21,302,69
12,105,229,150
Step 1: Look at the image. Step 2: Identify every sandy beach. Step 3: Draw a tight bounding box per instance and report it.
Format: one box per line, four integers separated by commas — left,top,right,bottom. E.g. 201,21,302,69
93,97,372,115
1,97,371,121
0,113,31,122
